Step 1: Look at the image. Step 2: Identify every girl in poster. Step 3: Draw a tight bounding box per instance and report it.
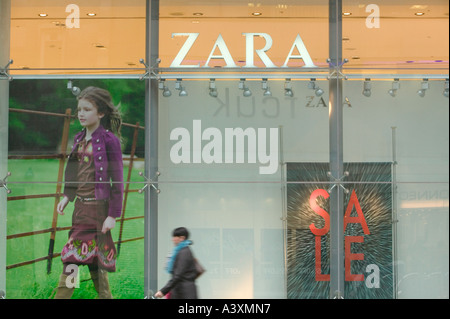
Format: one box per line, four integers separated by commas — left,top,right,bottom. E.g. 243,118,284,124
54,86,123,299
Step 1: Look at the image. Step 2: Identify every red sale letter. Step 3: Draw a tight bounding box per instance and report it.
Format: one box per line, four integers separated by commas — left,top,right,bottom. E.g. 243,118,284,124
309,189,330,236
315,236,330,281
345,236,365,281
344,190,370,235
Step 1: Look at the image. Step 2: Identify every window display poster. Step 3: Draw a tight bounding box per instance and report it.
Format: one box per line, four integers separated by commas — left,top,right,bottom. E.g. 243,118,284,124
286,162,393,299
7,79,145,299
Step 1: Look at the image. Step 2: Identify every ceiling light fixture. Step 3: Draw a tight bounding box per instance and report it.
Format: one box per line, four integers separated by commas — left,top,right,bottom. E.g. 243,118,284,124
363,78,372,97
444,79,449,98
38,13,48,17
87,13,97,16
209,79,218,98
284,79,293,97
67,80,81,96
158,79,171,97
252,12,262,16
175,79,188,97
308,78,324,97
388,79,400,97
261,79,272,96
417,79,429,97
414,12,425,16
239,79,252,97
342,12,352,16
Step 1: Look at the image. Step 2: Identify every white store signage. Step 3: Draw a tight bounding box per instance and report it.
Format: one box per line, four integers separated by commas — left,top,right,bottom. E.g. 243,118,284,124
170,33,317,68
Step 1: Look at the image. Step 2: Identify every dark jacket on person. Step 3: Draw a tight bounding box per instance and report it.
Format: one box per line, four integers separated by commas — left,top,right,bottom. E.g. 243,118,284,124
160,246,198,299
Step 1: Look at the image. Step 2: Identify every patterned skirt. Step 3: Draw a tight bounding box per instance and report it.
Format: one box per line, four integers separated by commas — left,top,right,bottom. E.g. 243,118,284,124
61,198,117,272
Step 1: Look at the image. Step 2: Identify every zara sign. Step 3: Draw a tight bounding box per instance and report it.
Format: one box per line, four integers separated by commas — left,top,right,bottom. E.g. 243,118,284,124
170,33,317,68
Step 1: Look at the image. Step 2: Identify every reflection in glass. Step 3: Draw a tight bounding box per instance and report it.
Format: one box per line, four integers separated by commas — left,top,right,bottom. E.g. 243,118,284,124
10,0,146,73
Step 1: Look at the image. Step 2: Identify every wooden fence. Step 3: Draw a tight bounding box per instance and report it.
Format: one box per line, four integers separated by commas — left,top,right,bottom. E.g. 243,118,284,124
6,107,145,274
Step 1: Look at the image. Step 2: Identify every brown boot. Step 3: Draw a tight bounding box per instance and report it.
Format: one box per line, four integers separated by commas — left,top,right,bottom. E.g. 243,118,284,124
89,267,113,299
54,273,75,299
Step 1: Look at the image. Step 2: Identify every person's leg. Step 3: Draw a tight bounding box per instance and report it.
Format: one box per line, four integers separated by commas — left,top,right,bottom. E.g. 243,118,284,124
54,265,76,299
89,264,113,299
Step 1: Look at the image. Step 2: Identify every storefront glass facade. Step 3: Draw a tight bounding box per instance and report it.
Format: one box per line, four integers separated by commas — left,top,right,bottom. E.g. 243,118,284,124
0,0,448,299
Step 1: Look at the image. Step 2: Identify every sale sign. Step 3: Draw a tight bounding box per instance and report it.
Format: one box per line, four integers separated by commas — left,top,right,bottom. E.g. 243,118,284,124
286,162,393,299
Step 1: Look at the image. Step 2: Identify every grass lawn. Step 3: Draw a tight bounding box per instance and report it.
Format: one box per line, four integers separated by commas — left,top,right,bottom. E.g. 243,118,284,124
6,159,145,299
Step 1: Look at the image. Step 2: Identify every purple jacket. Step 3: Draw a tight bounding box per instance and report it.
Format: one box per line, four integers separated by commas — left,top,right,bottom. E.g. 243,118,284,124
63,125,124,218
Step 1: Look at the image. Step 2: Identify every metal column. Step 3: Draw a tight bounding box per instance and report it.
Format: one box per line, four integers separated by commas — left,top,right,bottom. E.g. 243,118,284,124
144,0,159,298
328,0,345,299
0,0,11,299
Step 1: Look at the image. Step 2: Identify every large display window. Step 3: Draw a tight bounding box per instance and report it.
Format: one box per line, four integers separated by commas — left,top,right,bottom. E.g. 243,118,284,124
0,0,448,300
341,0,449,298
